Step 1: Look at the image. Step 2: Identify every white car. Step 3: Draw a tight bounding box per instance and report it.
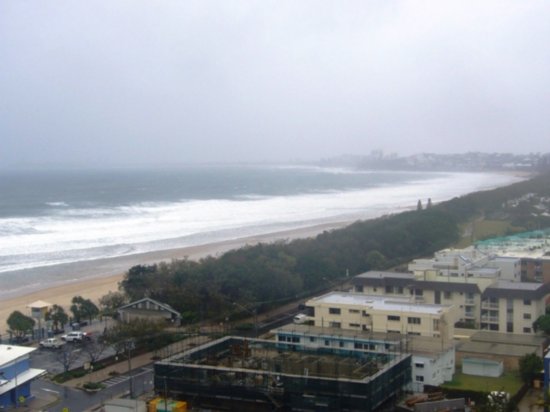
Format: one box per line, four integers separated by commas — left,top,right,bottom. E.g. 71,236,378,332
61,331,86,342
293,314,309,324
39,338,65,349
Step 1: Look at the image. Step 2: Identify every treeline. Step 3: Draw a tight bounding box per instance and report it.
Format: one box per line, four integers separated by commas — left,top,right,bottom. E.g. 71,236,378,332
119,172,550,321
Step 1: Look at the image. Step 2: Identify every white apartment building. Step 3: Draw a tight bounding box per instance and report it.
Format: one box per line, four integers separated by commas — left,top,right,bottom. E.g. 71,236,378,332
304,292,457,341
409,247,520,282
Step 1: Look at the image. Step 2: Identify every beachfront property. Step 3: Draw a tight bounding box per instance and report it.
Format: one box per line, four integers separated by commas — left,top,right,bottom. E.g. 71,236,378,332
154,335,411,411
0,344,45,409
408,247,521,282
303,291,457,340
274,324,455,392
474,230,550,283
117,297,181,324
352,270,550,334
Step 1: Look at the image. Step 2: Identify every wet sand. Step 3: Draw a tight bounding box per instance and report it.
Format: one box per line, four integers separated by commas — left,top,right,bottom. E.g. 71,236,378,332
0,221,350,336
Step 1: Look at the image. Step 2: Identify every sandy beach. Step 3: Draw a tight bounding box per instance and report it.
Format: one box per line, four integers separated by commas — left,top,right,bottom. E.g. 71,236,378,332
0,221,350,337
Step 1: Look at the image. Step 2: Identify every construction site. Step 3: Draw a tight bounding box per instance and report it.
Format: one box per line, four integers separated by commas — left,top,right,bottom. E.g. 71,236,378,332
154,336,411,411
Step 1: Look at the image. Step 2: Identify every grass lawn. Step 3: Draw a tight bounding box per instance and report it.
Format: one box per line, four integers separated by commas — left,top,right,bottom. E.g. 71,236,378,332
442,371,523,394
456,219,524,248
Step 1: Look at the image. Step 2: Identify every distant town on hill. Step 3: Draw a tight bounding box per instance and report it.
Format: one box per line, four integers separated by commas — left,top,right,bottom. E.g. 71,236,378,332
319,151,550,172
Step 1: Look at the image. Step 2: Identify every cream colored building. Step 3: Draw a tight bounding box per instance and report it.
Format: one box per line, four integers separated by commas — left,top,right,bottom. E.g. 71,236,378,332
352,271,550,334
304,292,457,342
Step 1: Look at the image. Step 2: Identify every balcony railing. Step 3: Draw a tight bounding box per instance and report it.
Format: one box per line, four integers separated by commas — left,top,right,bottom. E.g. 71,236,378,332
480,315,499,323
481,302,499,310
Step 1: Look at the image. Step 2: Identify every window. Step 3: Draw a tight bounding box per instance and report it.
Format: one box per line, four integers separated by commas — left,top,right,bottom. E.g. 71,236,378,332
329,307,341,315
354,342,363,349
329,321,341,328
325,340,330,346
309,337,315,342
444,291,451,299
523,313,532,320
524,327,532,333
408,317,421,325
397,286,404,294
349,323,360,328
349,309,360,314
291,337,300,343
415,289,423,296
415,375,424,382
388,315,400,321
355,285,364,293
385,286,393,294
414,363,424,368
523,299,532,306
339,341,344,348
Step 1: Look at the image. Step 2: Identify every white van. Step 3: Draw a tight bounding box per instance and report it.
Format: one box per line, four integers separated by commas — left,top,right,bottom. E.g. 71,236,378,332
293,314,308,324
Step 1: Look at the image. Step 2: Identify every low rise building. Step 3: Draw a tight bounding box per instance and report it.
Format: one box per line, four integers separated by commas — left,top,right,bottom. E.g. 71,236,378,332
274,324,455,392
117,297,181,324
352,271,550,334
304,292,457,341
0,344,45,409
154,336,411,411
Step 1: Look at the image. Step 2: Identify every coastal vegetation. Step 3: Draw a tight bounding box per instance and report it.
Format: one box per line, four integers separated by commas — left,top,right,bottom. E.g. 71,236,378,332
6,310,35,339
119,171,550,321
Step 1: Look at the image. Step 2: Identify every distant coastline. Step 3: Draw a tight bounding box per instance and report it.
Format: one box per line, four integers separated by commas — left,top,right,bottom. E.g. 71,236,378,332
0,168,526,336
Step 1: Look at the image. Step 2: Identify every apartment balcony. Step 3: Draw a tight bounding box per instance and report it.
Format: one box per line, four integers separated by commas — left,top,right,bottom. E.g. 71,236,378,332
480,315,499,323
464,298,475,305
464,312,476,319
481,301,499,309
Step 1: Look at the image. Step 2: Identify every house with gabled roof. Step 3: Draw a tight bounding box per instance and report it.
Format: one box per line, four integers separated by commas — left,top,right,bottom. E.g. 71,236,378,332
117,297,181,324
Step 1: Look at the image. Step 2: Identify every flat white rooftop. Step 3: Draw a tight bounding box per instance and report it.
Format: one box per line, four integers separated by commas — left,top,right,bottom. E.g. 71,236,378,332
356,271,414,280
492,280,542,291
0,344,35,366
307,292,448,315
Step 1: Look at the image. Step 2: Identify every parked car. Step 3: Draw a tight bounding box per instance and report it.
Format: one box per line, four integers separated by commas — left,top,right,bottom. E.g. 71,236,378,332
293,313,309,324
61,331,90,342
39,338,65,349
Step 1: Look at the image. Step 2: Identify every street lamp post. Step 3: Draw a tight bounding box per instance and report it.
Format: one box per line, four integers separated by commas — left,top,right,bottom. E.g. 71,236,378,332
125,339,135,398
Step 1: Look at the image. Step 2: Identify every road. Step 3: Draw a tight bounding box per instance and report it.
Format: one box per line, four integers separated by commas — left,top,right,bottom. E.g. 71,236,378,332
31,365,154,411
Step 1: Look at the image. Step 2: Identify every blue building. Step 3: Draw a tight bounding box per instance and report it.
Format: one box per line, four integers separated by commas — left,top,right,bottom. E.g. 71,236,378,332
0,344,45,408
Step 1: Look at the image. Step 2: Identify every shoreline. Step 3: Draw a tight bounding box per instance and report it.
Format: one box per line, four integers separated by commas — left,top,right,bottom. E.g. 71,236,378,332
0,170,530,337
0,221,350,336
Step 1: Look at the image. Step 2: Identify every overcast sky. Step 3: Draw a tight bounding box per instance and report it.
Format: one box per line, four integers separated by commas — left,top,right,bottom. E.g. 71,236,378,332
1,1,549,168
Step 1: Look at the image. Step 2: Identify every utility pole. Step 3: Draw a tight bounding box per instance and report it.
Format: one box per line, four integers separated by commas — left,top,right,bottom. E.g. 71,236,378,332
125,339,135,398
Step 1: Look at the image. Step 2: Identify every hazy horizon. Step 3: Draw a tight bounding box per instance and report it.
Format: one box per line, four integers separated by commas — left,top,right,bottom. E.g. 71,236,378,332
2,1,549,168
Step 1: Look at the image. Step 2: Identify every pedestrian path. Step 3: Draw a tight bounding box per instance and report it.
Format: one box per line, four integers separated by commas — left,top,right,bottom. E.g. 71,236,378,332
102,374,130,387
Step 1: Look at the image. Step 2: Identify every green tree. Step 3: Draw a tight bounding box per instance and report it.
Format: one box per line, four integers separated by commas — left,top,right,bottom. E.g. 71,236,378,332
99,291,127,317
45,305,69,331
7,310,35,338
533,314,550,334
70,296,99,323
519,353,543,384
365,250,388,270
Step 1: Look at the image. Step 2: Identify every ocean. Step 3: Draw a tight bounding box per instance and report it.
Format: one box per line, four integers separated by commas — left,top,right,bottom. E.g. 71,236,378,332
0,165,522,298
